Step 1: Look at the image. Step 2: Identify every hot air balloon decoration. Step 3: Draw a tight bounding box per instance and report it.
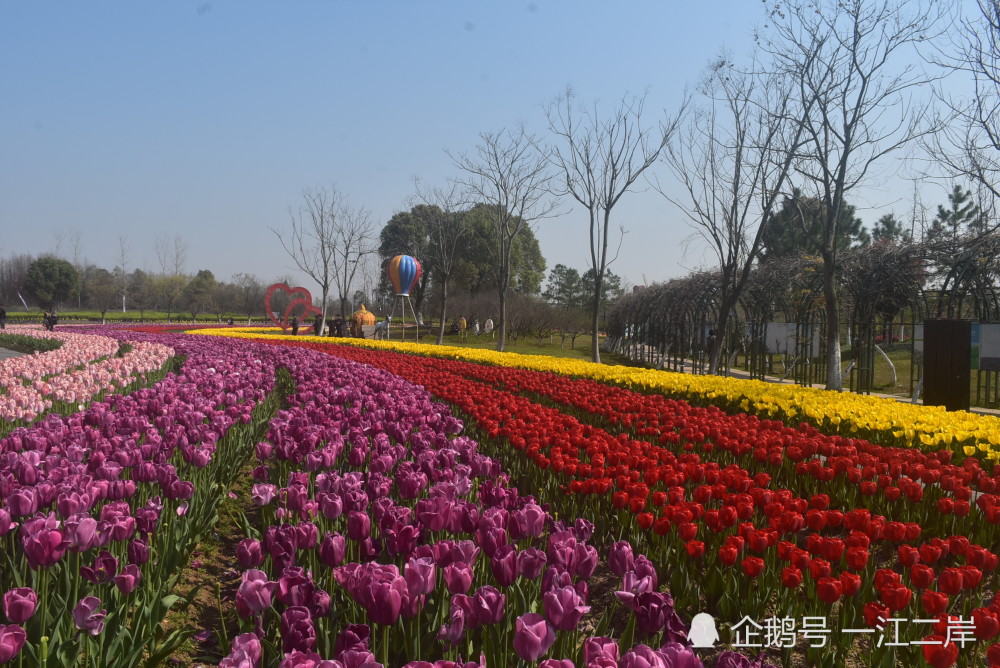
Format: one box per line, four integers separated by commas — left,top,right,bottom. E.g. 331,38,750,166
387,254,422,296
386,254,422,341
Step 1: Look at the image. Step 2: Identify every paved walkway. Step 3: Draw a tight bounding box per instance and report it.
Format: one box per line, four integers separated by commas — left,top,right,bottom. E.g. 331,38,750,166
0,347,23,361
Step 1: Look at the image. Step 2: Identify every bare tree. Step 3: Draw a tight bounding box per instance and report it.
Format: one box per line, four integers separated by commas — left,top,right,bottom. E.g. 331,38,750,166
662,55,812,374
117,234,129,313
934,0,1000,206
450,126,557,351
764,0,946,390
273,185,374,335
545,90,683,363
413,179,471,344
233,272,264,325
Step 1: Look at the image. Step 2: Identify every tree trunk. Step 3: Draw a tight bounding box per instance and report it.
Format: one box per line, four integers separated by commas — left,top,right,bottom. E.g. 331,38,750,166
497,290,507,352
822,259,843,390
590,275,603,364
436,277,449,345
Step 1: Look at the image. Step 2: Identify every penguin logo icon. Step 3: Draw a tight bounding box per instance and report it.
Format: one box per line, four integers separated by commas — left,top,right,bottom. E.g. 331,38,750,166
689,612,719,648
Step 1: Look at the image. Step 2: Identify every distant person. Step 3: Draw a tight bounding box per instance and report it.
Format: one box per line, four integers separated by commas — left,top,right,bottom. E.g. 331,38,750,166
483,317,494,338
458,316,468,341
373,317,389,340
0,304,6,330
314,316,322,335
290,315,299,336
333,316,345,337
474,319,480,336
227,317,234,326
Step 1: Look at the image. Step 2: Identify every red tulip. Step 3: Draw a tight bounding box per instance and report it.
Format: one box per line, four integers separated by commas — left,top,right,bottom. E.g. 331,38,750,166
921,634,959,668
840,571,862,596
781,566,803,589
921,590,950,616
910,564,936,589
938,568,964,596
741,557,765,579
816,577,843,604
718,545,739,567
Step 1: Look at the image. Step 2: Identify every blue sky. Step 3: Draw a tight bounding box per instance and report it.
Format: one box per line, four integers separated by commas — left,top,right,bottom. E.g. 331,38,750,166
0,1,957,295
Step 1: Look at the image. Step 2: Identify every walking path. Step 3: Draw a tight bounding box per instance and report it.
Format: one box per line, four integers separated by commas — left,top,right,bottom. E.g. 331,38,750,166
0,347,23,361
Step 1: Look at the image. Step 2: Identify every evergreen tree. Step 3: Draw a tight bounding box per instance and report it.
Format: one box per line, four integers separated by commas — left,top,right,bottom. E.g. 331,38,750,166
761,190,869,259
871,213,912,244
927,185,984,242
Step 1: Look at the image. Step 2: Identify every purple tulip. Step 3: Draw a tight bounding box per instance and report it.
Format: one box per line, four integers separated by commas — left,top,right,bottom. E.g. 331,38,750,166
219,632,263,668
0,510,16,537
574,543,599,579
280,606,317,653
517,547,547,580
608,540,636,577
236,569,278,618
472,585,505,626
333,623,371,656
80,550,118,584
543,585,591,631
513,612,556,662
404,557,436,597
443,561,472,595
277,651,345,668
346,511,370,541
309,589,332,618
361,573,406,626
438,604,466,647
127,538,150,565
479,526,508,558
510,503,547,540
583,637,620,666
318,493,344,520
0,625,26,663
22,527,68,569
236,538,264,568
294,521,319,550
490,544,518,587
619,644,669,668
659,642,705,668
278,568,316,607
319,533,346,568
72,596,107,635
539,661,575,668
113,564,142,595
6,489,37,518
2,588,36,624
573,518,595,542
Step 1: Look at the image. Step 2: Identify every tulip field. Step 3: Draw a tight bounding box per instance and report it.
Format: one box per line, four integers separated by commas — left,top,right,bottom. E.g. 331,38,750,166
3,326,1000,667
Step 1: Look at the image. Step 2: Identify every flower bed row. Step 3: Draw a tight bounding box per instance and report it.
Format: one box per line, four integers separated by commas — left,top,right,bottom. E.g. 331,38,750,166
231,335,1000,667
202,329,1000,461
0,329,285,666
205,335,766,668
0,326,175,424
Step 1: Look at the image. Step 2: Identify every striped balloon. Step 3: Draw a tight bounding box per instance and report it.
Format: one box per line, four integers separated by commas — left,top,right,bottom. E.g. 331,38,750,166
387,255,422,296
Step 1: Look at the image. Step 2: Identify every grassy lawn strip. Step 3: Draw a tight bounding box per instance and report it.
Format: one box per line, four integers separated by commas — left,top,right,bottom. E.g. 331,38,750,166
0,332,63,354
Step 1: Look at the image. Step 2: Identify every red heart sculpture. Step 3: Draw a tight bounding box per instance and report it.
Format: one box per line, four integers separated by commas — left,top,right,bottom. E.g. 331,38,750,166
264,283,323,332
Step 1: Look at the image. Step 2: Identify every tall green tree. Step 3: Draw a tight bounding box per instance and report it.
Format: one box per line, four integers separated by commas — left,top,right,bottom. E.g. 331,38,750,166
183,270,216,320
378,204,437,314
761,191,870,259
871,213,912,244
927,185,984,242
452,203,546,297
581,268,624,308
25,257,78,310
543,264,583,308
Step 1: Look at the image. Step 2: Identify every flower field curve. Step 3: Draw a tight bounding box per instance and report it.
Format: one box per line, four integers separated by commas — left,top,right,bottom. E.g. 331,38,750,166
0,325,175,426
